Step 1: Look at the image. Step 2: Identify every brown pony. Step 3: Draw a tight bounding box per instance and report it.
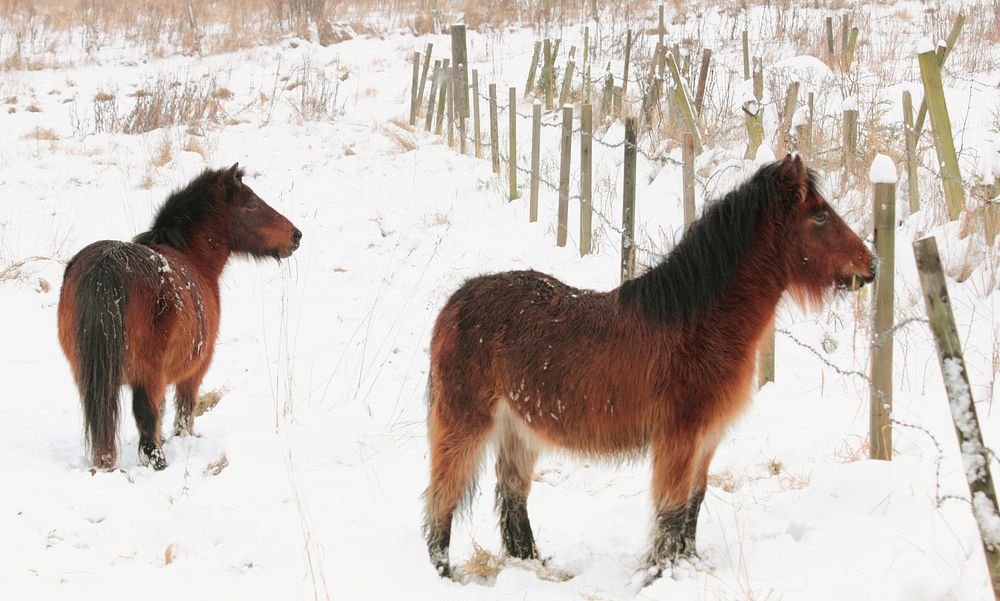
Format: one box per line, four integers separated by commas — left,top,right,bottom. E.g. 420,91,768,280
58,164,301,471
423,155,875,582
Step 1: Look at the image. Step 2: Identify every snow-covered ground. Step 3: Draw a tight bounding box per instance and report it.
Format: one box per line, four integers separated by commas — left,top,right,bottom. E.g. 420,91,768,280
1,8,999,601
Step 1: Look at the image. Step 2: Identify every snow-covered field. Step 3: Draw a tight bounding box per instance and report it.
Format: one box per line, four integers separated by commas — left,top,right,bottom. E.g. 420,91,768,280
1,5,999,600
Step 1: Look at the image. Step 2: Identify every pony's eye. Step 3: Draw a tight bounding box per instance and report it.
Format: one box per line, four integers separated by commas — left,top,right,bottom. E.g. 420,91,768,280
813,212,828,224
245,201,259,211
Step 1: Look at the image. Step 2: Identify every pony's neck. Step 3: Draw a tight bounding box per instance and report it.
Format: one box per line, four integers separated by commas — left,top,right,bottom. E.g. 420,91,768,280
179,224,232,284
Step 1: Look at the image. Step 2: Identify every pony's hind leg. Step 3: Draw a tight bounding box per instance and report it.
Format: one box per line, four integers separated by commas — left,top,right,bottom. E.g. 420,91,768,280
495,405,540,561
173,371,206,437
132,383,167,470
423,397,492,577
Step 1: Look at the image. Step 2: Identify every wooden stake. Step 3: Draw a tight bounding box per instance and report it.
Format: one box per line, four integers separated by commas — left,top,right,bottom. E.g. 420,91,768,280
915,14,964,138
694,48,711,114
472,69,482,158
666,53,702,154
559,59,576,107
409,51,420,125
557,105,573,247
870,178,896,461
621,117,637,283
913,236,1000,601
424,61,441,131
741,30,750,80
779,81,800,155
450,24,468,115
758,320,775,386
580,103,593,256
902,91,919,214
416,43,433,116
682,132,695,225
842,26,858,71
525,41,541,98
530,100,541,222
435,59,450,135
508,87,518,200
917,49,965,220
658,4,664,47
843,108,858,172
825,16,834,59
446,67,454,147
488,82,499,174
621,29,633,117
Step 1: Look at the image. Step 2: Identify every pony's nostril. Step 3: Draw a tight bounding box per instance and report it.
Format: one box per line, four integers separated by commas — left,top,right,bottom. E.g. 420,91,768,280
869,256,879,276
291,228,302,245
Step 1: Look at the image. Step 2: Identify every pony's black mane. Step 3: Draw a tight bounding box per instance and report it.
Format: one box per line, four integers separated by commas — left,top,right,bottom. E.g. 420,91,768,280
133,167,243,248
618,161,819,323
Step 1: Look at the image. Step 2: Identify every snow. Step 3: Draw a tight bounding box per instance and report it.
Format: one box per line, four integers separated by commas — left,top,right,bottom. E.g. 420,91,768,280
842,96,858,111
917,37,935,54
755,143,776,164
869,153,898,184
2,6,1000,601
792,106,810,128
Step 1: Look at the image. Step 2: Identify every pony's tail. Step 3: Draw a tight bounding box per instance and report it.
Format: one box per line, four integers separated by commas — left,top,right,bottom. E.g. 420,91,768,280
75,259,127,470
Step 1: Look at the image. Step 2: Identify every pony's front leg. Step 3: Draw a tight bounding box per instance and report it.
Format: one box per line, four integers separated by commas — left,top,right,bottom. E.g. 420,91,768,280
172,374,204,437
642,439,699,583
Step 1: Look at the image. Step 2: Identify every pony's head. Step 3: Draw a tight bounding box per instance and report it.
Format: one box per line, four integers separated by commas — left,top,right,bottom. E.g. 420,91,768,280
774,155,875,307
220,163,302,259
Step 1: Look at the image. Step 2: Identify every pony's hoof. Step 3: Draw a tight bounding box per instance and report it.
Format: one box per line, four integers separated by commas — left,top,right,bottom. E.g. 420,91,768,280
435,562,452,579
173,428,195,437
138,444,167,470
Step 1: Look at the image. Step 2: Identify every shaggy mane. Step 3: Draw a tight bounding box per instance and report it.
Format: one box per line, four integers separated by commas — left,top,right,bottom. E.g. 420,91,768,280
133,167,243,249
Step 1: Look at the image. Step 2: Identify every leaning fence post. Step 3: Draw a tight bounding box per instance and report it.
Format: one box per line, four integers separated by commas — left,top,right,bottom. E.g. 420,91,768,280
694,48,711,114
525,41,541,98
559,56,576,107
917,46,965,221
870,154,896,461
508,87,519,200
557,104,573,247
530,100,541,222
666,53,702,154
488,83,500,174
435,59,450,135
425,61,441,131
842,26,858,71
580,102,593,256
472,70,482,158
914,14,964,138
416,43,433,116
409,51,420,125
621,117,637,283
913,236,1000,600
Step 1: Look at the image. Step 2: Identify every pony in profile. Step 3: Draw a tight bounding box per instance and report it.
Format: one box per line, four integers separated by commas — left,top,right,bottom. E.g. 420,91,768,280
58,164,301,470
422,155,874,582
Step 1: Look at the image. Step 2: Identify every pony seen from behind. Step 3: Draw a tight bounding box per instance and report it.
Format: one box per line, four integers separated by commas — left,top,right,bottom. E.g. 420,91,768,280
58,164,301,471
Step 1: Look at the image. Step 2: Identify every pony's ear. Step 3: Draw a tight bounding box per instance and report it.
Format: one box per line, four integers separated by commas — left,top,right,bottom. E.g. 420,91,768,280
777,154,808,204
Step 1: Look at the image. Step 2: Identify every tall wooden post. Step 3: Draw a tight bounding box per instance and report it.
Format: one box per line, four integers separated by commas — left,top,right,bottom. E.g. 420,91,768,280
682,132,695,225
914,14,964,138
694,48,711,114
870,157,896,461
508,87,518,200
409,51,421,125
621,117,637,283
525,41,541,98
425,61,441,131
902,91,919,214
842,27,858,71
434,59,450,135
917,48,965,220
666,53,702,154
658,4,664,47
450,24,468,115
621,29,633,117
488,83,500,174
741,30,750,79
472,69,482,158
557,105,573,247
825,16,834,60
416,43,433,116
914,237,1000,601
744,57,764,158
580,103,593,256
559,58,576,107
542,38,554,110
530,101,541,222
843,106,858,172
779,81,800,155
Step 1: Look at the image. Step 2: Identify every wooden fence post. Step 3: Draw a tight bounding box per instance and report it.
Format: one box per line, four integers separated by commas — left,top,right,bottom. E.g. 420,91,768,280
559,57,576,107
902,91,919,214
666,53,702,154
488,83,500,173
825,16,834,60
580,103,593,255
840,14,849,56
525,41,541,98
416,43,433,116
779,81,800,154
409,51,420,125
542,38,554,110
870,155,896,461
682,132,695,225
435,59,450,135
446,67,454,147
471,70,481,157
621,29,633,117
843,104,858,172
450,24,468,115
744,57,764,159
741,30,750,80
621,117,637,283
530,100,540,222
557,105,573,247
917,48,965,220
425,61,441,131
842,26,858,71
508,87,519,200
914,14,964,138
913,236,1000,601
694,48,711,114
658,4,664,47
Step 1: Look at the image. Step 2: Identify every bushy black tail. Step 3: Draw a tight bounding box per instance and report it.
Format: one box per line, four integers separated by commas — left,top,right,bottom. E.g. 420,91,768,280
75,257,127,469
